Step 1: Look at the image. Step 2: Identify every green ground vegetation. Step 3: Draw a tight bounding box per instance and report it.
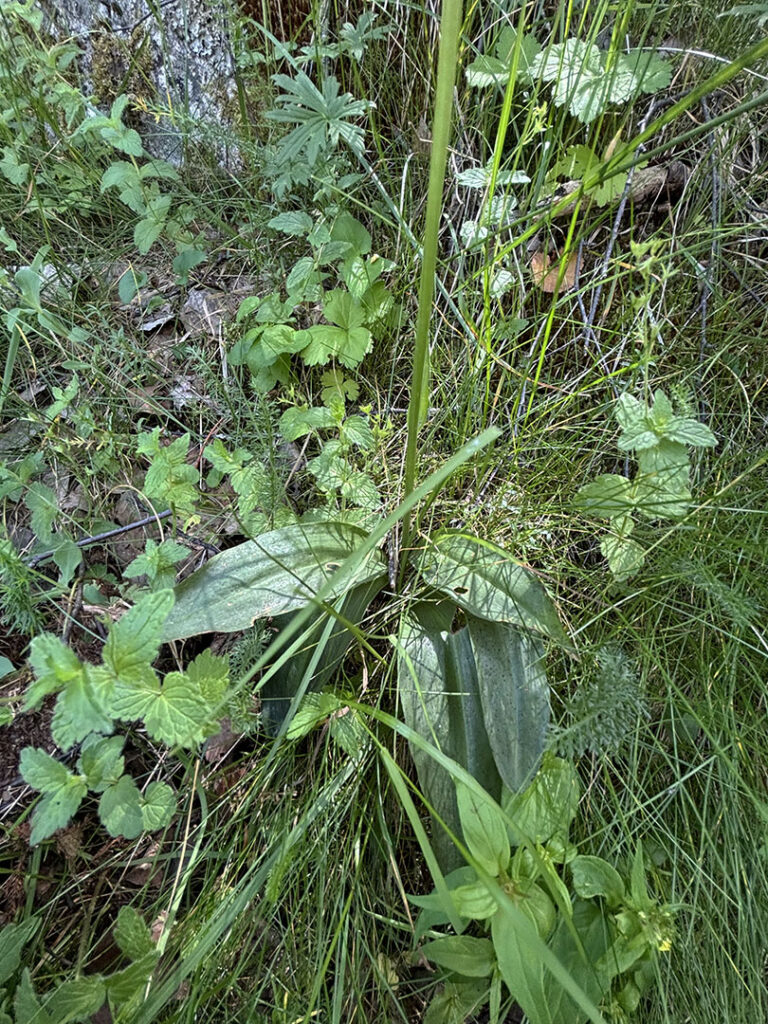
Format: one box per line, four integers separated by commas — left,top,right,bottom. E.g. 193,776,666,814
0,0,767,1021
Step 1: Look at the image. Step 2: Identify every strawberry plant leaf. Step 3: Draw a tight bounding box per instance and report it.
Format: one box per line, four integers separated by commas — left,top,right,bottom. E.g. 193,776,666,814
141,780,177,830
103,590,174,683
25,634,83,709
299,290,373,368
20,748,87,844
78,735,125,793
99,775,144,839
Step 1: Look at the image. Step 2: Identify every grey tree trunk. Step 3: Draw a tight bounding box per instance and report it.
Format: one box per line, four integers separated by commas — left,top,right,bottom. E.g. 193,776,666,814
40,0,256,165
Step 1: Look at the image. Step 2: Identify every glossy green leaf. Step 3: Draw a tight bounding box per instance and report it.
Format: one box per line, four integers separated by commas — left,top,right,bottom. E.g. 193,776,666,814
420,935,496,978
0,918,39,986
417,531,567,645
398,601,501,870
467,616,549,793
114,906,155,960
162,522,386,641
571,856,626,906
456,782,510,876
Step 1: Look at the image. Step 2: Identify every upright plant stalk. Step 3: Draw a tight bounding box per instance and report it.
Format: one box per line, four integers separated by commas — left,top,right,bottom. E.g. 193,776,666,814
401,0,463,558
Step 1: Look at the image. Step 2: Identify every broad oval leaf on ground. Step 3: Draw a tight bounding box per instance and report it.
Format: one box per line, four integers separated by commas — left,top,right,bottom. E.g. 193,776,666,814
162,522,386,640
416,531,569,646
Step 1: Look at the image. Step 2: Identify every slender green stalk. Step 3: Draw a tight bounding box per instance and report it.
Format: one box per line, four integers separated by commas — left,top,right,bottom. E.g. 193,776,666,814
401,0,464,556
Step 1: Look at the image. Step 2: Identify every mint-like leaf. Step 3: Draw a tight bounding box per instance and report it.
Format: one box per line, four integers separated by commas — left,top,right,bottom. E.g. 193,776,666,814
20,748,87,844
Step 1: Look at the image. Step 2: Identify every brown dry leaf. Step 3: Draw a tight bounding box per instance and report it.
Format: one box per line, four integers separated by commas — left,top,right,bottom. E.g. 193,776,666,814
151,909,168,943
530,250,580,293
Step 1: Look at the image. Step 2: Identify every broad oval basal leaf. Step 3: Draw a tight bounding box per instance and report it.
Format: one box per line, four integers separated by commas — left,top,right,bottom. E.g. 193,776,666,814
416,531,568,645
162,521,386,640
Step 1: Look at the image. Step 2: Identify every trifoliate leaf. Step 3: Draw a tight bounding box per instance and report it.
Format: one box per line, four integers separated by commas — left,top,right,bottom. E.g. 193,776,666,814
78,735,125,793
20,748,87,844
99,775,144,839
103,590,174,683
320,369,359,407
141,781,177,831
25,634,83,709
299,289,373,369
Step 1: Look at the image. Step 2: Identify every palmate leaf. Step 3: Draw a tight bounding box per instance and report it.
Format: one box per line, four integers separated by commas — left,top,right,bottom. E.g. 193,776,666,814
267,72,369,164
